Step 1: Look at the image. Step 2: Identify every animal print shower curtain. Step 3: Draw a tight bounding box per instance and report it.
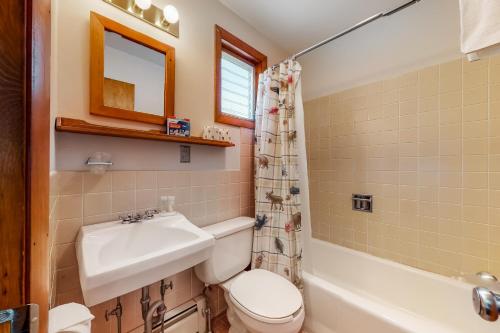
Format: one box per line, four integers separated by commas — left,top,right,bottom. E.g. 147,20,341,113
252,59,303,289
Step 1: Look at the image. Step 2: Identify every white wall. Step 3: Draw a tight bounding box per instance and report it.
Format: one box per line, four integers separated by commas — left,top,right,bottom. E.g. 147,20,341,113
300,0,485,101
55,131,237,171
50,0,286,171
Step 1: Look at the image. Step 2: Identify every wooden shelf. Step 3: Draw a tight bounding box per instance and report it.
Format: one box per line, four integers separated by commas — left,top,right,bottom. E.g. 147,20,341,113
55,117,235,147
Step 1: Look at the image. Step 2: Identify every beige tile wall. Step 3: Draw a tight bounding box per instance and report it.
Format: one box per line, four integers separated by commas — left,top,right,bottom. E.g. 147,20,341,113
49,129,254,332
304,54,500,277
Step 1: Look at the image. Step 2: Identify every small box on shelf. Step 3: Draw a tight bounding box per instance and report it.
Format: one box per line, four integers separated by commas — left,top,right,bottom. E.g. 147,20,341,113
167,117,190,137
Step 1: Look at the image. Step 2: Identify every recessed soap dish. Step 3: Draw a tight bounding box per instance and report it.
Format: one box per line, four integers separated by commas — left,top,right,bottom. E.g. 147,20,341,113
352,194,373,213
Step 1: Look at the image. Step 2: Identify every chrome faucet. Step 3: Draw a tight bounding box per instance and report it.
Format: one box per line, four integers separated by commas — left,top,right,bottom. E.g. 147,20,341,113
144,209,159,219
118,214,136,224
119,209,158,224
473,287,500,321
472,272,500,322
119,213,143,224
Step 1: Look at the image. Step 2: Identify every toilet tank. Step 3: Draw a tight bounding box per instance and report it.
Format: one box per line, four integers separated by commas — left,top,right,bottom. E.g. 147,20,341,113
194,217,254,285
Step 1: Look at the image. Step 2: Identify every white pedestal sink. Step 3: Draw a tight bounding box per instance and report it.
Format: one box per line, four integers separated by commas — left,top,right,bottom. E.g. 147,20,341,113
76,213,215,306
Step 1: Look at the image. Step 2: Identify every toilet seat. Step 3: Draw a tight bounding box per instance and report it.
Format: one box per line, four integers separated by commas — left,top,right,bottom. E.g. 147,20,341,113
229,269,303,324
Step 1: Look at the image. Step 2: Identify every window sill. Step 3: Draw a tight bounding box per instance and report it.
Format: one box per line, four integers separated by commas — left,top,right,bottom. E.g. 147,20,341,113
215,114,255,129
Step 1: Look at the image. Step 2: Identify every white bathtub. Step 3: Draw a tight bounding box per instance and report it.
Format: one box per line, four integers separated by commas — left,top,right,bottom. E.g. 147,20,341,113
302,239,497,333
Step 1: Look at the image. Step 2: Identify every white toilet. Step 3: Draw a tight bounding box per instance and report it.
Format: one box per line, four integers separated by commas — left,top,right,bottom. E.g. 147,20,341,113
48,303,94,333
195,217,305,333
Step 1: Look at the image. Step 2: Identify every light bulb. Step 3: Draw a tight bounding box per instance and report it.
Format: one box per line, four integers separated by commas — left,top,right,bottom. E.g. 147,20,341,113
163,5,179,24
135,0,151,10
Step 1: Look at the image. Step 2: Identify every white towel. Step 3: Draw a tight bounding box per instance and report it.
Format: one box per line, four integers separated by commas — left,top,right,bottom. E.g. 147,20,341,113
459,0,500,53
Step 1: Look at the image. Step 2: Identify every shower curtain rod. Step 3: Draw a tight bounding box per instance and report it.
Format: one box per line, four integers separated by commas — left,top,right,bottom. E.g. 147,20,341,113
288,0,422,61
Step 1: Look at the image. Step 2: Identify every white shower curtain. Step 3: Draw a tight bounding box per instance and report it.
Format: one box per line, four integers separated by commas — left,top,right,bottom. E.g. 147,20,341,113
459,0,500,53
252,59,305,289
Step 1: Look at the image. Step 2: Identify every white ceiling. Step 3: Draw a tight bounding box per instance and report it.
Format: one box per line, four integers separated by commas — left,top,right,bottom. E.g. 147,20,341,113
218,0,414,54
219,0,463,100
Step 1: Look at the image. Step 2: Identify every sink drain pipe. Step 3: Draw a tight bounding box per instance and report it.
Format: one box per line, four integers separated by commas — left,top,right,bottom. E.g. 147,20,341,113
141,280,174,333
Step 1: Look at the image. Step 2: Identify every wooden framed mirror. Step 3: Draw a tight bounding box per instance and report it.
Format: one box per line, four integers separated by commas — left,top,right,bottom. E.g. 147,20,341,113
90,12,175,125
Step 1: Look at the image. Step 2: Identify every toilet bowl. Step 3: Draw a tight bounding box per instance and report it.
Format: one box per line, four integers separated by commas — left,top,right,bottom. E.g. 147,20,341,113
48,303,94,333
221,270,304,333
194,217,305,333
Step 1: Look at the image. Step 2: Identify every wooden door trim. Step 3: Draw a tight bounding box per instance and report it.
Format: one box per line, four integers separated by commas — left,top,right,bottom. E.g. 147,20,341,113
0,4,50,333
27,0,51,332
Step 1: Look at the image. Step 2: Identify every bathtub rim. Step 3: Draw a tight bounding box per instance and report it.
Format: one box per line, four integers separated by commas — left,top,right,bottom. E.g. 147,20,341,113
302,270,459,333
305,237,475,291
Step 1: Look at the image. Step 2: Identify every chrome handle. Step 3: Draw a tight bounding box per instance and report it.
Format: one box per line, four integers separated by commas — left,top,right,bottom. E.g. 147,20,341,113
119,214,133,224
473,287,500,321
477,271,498,282
144,209,159,219
85,161,113,166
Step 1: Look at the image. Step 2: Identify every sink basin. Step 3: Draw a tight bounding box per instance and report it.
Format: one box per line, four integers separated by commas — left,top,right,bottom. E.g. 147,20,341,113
76,213,215,306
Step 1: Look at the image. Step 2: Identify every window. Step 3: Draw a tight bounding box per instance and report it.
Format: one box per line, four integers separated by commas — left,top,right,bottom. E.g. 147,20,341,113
215,25,267,128
221,52,255,121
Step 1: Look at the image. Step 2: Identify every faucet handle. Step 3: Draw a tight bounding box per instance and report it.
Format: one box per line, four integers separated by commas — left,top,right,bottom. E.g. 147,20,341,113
133,213,144,221
145,209,159,219
477,271,498,282
119,214,133,224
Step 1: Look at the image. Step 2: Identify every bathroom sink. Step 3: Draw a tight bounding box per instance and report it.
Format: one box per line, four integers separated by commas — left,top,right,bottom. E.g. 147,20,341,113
76,213,215,306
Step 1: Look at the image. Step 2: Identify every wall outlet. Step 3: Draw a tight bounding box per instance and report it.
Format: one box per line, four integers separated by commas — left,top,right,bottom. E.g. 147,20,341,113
180,145,190,163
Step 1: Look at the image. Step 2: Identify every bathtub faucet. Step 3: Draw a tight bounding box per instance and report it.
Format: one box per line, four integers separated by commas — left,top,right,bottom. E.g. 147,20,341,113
473,287,500,321
472,272,500,321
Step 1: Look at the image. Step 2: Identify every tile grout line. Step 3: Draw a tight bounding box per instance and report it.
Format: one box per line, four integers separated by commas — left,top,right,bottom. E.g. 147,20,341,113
487,56,491,272
460,57,465,274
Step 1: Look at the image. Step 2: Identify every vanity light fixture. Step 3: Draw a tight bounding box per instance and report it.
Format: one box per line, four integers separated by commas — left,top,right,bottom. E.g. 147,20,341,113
102,0,180,38
129,0,151,17
163,5,179,24
157,5,179,28
134,0,151,10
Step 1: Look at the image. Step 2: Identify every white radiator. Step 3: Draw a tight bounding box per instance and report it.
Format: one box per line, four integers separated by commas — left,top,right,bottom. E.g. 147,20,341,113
152,296,207,333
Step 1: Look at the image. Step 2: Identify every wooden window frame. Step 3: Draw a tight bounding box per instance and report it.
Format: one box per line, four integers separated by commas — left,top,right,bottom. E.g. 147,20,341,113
214,25,267,129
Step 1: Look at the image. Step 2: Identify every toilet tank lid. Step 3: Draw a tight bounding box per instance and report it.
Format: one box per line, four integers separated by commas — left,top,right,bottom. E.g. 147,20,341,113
49,303,94,332
202,216,254,239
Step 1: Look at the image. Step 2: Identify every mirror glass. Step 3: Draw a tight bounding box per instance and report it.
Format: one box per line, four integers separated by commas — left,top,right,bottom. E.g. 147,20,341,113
103,30,165,117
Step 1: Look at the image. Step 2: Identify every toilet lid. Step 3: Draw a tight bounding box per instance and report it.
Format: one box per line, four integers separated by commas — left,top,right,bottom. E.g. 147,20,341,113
229,269,303,323
48,303,94,333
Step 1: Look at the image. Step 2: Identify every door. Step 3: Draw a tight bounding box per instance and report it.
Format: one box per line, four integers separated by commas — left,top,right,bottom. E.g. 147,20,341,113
0,0,50,332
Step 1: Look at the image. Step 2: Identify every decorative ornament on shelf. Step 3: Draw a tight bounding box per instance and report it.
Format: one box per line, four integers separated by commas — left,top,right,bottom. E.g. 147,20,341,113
202,125,232,142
